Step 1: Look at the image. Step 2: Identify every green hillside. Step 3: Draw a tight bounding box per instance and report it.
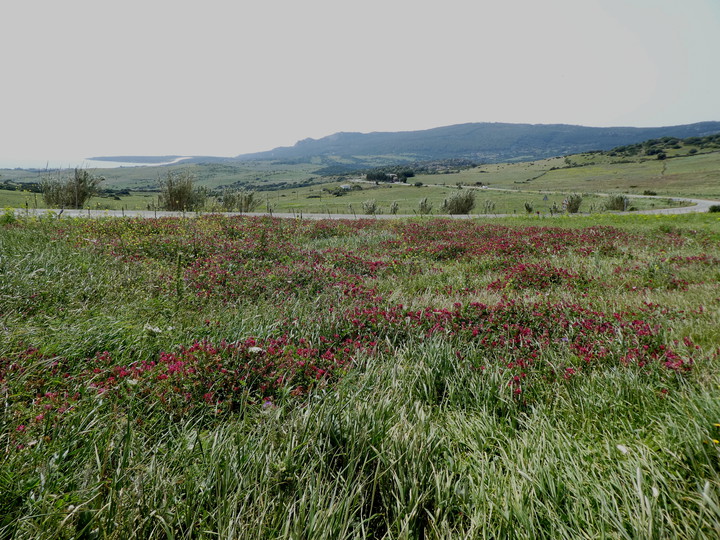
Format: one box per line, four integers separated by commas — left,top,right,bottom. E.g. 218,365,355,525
2,133,719,212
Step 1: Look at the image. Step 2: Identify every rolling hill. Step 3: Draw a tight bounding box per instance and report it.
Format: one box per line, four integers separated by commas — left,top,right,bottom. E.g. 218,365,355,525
233,121,720,168
89,121,720,171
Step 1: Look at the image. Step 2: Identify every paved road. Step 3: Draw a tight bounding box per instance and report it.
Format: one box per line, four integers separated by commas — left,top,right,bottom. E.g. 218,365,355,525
9,193,718,220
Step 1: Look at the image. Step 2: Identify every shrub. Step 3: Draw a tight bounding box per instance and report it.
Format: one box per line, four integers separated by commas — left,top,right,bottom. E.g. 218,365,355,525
441,189,475,214
565,194,583,213
708,205,720,213
220,188,261,212
1,207,17,225
604,195,629,211
389,201,399,215
643,190,657,196
41,168,103,209
418,197,432,214
158,171,207,211
361,199,378,215
524,202,533,214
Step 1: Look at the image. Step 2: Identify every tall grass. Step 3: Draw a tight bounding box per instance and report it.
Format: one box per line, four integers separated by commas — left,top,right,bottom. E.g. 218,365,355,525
1,213,719,538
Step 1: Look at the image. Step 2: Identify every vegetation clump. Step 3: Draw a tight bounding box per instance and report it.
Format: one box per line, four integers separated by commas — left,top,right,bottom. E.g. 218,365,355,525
40,168,103,208
564,194,583,213
158,171,207,211
361,199,379,215
604,194,630,211
220,188,260,212
441,189,476,214
418,197,432,214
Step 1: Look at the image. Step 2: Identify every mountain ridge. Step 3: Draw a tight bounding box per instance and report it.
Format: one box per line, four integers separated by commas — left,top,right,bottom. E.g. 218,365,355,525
93,121,720,168
234,121,720,165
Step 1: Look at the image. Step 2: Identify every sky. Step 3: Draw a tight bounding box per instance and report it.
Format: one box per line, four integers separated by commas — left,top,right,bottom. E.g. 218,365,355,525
1,0,719,166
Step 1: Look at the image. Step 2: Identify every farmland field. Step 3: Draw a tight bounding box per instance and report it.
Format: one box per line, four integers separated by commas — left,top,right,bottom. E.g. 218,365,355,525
2,212,720,538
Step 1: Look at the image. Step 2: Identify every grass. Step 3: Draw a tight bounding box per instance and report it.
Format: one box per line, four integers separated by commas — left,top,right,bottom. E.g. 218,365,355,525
435,150,720,200
1,211,720,538
0,160,321,192
2,183,690,216
3,145,720,216
247,182,689,215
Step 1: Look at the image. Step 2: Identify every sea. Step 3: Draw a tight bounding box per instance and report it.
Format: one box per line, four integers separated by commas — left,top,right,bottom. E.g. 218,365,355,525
0,156,191,170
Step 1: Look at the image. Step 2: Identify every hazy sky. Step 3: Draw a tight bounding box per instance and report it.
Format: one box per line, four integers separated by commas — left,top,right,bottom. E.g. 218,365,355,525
2,0,719,163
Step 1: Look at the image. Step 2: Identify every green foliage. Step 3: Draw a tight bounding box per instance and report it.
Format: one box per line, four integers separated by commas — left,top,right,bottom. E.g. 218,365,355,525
220,188,260,212
366,168,415,183
1,214,720,537
361,199,378,215
565,194,583,213
604,194,630,211
40,168,103,209
418,197,432,214
158,171,207,211
441,189,476,214
524,201,533,214
1,207,17,225
709,205,720,213
389,201,399,215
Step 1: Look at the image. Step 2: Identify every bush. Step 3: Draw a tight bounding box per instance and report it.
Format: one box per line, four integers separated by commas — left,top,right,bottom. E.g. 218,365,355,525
604,195,629,211
708,205,720,213
565,194,583,213
643,190,657,196
221,189,261,212
524,202,533,214
41,168,103,209
441,189,475,214
158,171,207,211
361,199,378,215
418,197,432,214
389,201,399,215
1,207,17,225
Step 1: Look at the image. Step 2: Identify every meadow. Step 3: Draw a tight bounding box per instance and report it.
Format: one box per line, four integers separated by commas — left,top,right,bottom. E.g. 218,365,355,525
2,145,718,217
436,151,720,200
1,211,720,538
259,181,688,216
0,181,690,217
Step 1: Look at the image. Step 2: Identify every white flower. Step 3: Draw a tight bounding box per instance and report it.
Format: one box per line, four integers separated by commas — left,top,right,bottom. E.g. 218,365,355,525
248,346,264,354
144,323,162,335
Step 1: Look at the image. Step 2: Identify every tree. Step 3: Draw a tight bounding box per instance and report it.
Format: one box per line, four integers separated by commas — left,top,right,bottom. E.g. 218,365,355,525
41,168,103,209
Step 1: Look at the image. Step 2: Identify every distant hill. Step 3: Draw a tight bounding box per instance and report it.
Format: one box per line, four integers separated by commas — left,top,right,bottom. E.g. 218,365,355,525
89,122,720,171
233,121,720,168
